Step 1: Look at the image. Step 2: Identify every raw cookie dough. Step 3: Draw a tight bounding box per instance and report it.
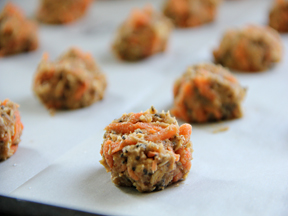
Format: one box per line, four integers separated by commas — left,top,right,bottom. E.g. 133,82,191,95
269,0,288,32
213,25,283,72
163,0,221,28
36,0,92,24
33,48,107,110
100,106,193,192
172,63,246,123
112,5,172,61
0,3,38,57
0,99,24,161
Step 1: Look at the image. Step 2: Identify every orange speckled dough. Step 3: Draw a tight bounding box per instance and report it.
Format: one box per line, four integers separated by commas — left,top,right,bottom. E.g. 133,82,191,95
172,63,246,123
0,99,24,161
112,5,173,61
213,25,283,72
36,0,92,24
100,106,193,192
33,48,107,110
0,3,38,57
163,0,221,28
269,0,288,32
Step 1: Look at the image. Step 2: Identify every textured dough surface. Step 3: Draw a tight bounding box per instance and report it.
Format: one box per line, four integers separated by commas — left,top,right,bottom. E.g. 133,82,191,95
269,0,288,32
0,99,23,161
37,0,92,24
100,107,193,192
0,3,38,57
33,48,107,110
213,25,283,72
163,0,221,28
172,63,246,123
112,5,172,61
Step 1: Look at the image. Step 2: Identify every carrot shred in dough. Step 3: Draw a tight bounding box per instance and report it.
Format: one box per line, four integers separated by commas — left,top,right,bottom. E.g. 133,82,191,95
176,147,192,170
74,81,89,100
128,167,140,181
129,112,144,123
146,125,178,142
147,151,158,158
179,123,192,144
105,122,163,134
172,169,183,183
152,160,157,172
111,138,137,154
194,77,216,101
11,110,24,143
103,140,114,169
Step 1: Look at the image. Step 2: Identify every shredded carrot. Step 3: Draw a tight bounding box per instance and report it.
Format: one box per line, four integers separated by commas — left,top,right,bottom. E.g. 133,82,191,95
194,77,215,101
103,140,114,169
74,81,88,100
105,122,163,134
128,167,139,181
147,151,158,158
130,7,151,27
2,99,9,106
10,144,19,154
226,75,237,83
176,147,192,170
174,154,180,162
111,138,137,154
179,123,192,144
172,170,183,183
129,112,144,123
167,146,180,162
11,110,23,144
152,160,157,172
146,125,178,142
233,39,250,70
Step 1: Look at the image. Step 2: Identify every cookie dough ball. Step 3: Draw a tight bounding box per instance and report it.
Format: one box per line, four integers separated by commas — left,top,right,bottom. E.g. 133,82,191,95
36,0,92,24
269,0,288,32
163,0,221,28
112,5,173,61
0,99,24,161
100,106,193,192
33,48,107,110
0,3,38,57
213,25,283,72
172,63,246,123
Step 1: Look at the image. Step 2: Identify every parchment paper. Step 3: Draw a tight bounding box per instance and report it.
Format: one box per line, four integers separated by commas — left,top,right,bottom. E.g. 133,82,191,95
0,0,287,215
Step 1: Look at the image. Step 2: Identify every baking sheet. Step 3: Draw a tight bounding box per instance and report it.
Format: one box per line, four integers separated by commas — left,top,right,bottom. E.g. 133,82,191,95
1,0,288,215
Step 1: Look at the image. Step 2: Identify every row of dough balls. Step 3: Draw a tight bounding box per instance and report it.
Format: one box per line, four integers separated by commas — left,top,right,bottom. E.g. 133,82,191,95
1,48,244,155
0,1,286,65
